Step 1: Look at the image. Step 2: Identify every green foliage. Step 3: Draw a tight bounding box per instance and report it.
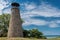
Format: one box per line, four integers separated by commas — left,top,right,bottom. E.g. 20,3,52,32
23,30,30,37
0,14,10,37
23,29,47,39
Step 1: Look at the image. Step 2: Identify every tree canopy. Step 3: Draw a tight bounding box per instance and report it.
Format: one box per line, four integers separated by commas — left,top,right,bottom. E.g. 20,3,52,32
23,29,46,39
0,14,10,37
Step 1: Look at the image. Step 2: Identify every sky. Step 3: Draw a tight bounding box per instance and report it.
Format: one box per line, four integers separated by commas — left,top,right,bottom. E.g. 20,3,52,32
0,0,60,35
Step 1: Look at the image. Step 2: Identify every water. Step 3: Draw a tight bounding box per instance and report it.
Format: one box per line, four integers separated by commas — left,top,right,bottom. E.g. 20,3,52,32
45,35,60,38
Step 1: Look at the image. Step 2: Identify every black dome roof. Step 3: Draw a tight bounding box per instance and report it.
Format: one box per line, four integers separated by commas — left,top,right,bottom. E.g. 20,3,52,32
11,2,20,7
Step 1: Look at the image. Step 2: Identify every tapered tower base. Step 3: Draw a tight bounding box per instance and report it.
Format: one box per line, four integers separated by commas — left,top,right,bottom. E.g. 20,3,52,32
8,3,23,37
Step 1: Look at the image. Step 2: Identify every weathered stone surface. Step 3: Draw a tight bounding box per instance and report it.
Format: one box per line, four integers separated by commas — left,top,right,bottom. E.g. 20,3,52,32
8,3,23,37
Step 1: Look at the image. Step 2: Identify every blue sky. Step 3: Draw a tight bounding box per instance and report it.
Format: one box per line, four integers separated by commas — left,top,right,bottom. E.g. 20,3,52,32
0,0,60,35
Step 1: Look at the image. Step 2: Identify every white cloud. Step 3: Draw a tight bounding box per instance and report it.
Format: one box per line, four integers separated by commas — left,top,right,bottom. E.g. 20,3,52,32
3,8,11,14
22,2,60,17
0,0,9,14
56,20,60,23
21,2,60,28
23,19,48,26
37,3,60,17
31,20,47,25
48,20,60,28
24,3,36,10
48,21,59,28
23,18,60,28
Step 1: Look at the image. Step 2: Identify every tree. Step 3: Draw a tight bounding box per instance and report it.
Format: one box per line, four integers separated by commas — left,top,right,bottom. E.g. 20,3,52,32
23,29,47,39
0,14,10,37
29,29,43,38
23,30,30,37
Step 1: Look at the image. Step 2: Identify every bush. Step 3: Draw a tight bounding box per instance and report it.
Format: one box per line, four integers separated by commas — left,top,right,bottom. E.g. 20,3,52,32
23,29,47,39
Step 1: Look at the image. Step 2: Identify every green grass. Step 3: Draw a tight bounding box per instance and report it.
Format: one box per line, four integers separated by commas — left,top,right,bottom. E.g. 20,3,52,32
0,37,60,40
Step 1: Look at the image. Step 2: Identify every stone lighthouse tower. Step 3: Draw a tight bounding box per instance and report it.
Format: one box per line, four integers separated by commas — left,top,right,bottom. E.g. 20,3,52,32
8,3,23,37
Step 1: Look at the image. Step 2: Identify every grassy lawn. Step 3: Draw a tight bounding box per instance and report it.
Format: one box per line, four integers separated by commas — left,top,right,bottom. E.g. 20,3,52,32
0,37,60,40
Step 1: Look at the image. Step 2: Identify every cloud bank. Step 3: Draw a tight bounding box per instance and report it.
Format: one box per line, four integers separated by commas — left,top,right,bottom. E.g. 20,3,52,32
21,2,60,28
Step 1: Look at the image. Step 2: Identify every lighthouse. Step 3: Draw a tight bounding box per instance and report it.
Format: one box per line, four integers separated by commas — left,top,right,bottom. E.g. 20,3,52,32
8,3,23,37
